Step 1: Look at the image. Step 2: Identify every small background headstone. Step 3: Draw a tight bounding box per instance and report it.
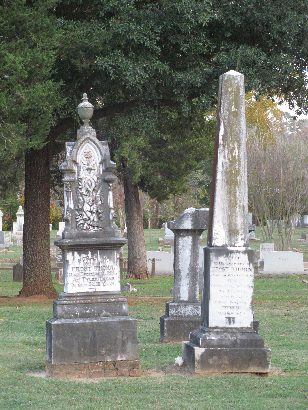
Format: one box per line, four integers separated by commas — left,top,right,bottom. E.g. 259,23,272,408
263,251,304,273
259,243,275,260
146,251,173,275
13,263,23,282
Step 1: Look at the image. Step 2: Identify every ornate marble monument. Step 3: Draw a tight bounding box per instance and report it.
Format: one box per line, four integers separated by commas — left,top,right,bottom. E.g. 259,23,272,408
46,94,140,378
182,71,271,373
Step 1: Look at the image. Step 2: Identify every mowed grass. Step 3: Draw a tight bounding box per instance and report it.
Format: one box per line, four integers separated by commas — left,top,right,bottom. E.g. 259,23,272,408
0,274,307,410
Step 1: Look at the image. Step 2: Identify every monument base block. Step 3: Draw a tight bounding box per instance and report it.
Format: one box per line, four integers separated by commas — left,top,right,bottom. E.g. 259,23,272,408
160,316,202,343
46,293,140,378
46,360,140,378
182,328,271,373
160,301,201,342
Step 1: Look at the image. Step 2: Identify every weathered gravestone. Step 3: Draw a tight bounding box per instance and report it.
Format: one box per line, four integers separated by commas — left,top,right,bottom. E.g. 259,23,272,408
160,208,208,342
146,251,173,275
56,221,65,238
164,223,174,241
13,262,23,282
13,206,24,233
263,251,304,274
182,71,271,373
259,243,275,260
46,94,140,378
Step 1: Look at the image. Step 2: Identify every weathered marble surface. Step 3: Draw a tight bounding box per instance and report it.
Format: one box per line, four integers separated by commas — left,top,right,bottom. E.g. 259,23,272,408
208,71,248,248
47,94,139,378
182,72,270,373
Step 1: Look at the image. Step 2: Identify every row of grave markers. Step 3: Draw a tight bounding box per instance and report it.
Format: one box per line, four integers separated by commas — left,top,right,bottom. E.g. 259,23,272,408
6,71,308,376
45,71,271,377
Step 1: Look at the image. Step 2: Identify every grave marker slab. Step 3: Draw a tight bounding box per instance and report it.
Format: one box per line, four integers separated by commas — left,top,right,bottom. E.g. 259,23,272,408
263,251,304,273
146,251,173,275
13,262,23,282
259,243,275,260
182,71,271,373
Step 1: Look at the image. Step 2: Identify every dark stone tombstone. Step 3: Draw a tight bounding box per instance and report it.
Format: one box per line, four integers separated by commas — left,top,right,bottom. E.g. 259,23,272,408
160,208,208,342
46,94,140,378
13,263,23,282
182,71,271,374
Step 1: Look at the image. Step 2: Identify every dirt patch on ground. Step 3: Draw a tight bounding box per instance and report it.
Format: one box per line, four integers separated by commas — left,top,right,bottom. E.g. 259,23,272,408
26,366,288,381
127,296,169,305
0,295,169,306
0,295,53,305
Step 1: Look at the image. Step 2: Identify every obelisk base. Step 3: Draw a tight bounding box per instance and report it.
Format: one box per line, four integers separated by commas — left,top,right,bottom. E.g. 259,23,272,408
46,293,140,378
160,302,201,342
182,327,271,374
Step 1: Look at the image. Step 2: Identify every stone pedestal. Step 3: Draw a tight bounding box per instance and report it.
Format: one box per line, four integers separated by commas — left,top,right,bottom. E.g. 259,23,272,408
46,292,139,377
182,71,270,373
183,328,270,374
46,94,139,378
160,208,208,342
182,247,270,373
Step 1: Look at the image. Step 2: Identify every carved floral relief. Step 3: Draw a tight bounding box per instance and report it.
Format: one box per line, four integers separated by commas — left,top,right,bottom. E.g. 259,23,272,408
76,143,104,231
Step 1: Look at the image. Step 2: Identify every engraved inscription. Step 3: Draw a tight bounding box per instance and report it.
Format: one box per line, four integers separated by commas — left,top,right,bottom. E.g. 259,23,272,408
65,250,120,293
208,251,254,327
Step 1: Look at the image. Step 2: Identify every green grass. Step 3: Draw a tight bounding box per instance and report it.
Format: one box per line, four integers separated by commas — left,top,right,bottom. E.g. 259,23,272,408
0,274,307,409
0,228,307,409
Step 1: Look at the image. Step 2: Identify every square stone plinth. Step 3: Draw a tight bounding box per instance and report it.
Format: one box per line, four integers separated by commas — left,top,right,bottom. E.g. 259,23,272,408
160,316,202,343
182,328,271,374
46,316,139,377
160,302,201,342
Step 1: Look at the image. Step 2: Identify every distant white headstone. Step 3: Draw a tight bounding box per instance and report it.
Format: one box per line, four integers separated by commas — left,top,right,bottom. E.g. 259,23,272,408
16,206,24,232
146,251,173,275
263,251,304,273
56,221,65,237
163,222,174,240
259,243,275,260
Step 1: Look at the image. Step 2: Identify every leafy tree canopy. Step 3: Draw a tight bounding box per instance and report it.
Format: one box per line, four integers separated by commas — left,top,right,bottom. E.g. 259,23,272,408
0,0,63,195
1,0,307,200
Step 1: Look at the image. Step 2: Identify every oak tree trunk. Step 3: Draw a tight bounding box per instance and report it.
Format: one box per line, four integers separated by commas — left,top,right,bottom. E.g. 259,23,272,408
122,164,148,279
19,145,57,298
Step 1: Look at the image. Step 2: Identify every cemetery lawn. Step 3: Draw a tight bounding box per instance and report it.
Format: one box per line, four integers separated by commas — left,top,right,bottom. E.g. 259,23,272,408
0,273,307,410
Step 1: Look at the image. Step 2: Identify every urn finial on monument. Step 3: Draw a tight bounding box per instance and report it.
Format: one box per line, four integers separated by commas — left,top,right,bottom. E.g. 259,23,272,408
182,71,271,374
77,93,96,139
77,93,94,125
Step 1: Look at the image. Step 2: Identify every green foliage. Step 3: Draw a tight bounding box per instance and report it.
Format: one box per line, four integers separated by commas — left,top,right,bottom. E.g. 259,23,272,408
1,0,307,202
49,201,62,229
0,0,63,191
0,192,19,231
52,0,307,201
